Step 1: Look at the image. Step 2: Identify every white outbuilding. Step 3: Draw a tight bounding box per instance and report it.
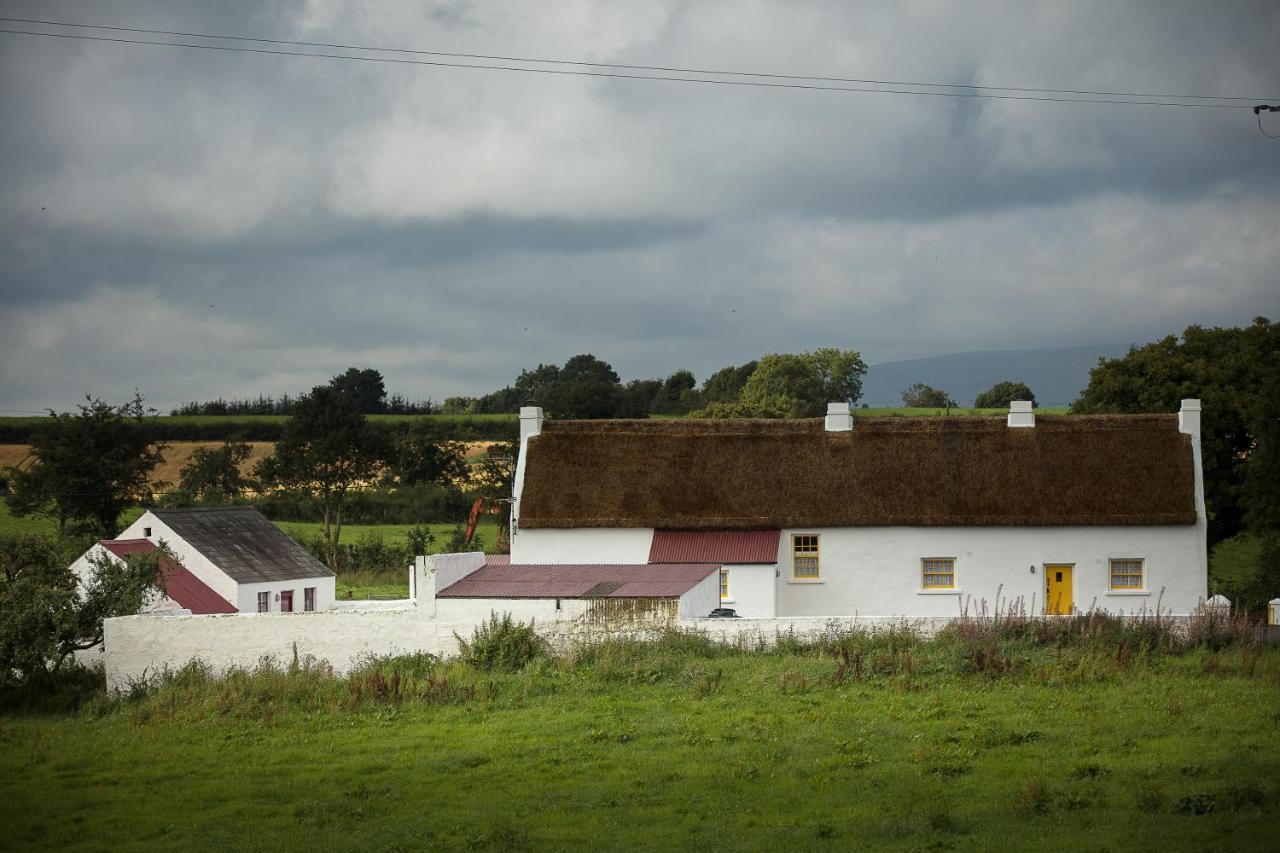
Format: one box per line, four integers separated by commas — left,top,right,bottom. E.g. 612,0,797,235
508,400,1208,618
79,506,337,614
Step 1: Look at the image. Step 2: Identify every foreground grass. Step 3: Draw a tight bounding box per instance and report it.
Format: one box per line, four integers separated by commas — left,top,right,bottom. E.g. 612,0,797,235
2,632,1276,851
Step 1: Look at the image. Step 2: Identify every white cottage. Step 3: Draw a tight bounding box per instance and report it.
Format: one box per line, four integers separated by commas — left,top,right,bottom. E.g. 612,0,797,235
82,506,337,614
509,400,1208,617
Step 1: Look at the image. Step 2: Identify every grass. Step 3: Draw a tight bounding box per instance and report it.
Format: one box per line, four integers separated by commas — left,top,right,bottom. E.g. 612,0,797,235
1,626,1276,851
272,519,495,548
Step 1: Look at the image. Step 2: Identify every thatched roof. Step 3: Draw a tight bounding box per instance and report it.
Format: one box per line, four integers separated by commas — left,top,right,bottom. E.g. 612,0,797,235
518,415,1197,529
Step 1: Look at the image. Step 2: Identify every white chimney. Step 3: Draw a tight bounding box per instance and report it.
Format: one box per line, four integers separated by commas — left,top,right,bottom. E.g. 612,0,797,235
519,405,544,443
1007,400,1035,428
1179,399,1201,437
825,402,853,431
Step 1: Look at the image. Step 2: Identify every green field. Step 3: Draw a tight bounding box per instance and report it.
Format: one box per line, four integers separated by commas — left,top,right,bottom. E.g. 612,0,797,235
1,632,1276,851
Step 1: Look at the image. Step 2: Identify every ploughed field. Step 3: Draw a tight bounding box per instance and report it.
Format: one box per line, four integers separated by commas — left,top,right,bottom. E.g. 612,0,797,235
1,627,1276,852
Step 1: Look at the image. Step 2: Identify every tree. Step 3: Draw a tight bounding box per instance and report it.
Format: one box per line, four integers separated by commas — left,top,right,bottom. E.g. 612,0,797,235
653,369,698,415
387,422,469,486
974,381,1036,409
738,349,868,418
700,361,757,404
740,354,826,417
5,395,164,539
512,363,563,405
616,379,663,418
329,367,388,414
177,441,254,504
542,354,623,419
256,385,389,568
0,534,162,688
1073,318,1280,547
810,347,869,405
901,383,958,408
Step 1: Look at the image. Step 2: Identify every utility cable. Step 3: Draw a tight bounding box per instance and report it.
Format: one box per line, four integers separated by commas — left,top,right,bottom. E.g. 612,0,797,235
0,26,1260,110
1,14,1273,104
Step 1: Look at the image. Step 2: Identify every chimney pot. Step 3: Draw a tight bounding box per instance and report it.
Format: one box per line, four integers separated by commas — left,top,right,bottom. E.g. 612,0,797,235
519,406,544,443
825,402,853,432
1179,398,1201,437
1007,400,1035,428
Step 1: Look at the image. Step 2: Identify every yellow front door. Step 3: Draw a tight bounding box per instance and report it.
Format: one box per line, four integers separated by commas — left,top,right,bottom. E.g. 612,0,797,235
1045,564,1074,615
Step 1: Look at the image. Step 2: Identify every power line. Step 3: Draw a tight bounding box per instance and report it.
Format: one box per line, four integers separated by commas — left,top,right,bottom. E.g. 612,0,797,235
2,14,1273,104
0,26,1259,110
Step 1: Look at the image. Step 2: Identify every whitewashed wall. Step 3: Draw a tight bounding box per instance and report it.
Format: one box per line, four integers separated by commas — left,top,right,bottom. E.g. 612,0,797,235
511,527,653,564
678,571,722,618
234,577,336,614
720,564,777,618
770,525,1206,617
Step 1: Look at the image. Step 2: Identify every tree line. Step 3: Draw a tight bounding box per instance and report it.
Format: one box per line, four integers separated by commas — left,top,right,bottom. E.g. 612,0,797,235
170,367,439,416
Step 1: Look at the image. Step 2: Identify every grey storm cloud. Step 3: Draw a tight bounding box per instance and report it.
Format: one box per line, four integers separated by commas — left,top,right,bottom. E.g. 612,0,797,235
1,0,1278,412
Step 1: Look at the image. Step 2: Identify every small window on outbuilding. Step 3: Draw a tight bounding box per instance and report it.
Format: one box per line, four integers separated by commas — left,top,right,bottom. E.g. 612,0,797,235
304,587,316,612
1110,559,1144,590
257,591,269,613
720,569,729,600
792,535,820,579
143,527,152,537
922,558,955,589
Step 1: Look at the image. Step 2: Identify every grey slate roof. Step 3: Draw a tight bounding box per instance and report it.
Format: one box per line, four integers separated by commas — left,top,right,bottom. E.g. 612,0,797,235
150,507,335,584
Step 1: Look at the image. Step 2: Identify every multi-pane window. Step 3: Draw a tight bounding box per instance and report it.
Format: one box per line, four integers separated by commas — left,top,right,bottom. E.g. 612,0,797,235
719,570,729,600
304,587,316,612
792,535,820,579
1110,559,1144,590
257,591,269,613
280,590,294,613
922,558,955,589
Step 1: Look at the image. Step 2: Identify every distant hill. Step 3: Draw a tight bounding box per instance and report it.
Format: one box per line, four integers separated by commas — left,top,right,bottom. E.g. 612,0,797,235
860,344,1131,408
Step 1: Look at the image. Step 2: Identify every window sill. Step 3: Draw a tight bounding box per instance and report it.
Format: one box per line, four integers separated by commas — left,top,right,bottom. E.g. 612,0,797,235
917,589,963,595
1105,589,1151,596
787,578,824,585
720,598,735,604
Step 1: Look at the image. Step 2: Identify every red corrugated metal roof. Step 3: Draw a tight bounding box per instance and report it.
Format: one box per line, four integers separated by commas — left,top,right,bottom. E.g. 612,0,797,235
437,561,719,599
98,539,237,615
100,538,156,558
649,530,780,564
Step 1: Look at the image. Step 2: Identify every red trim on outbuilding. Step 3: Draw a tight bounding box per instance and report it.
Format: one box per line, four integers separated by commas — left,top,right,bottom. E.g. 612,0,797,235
98,539,237,615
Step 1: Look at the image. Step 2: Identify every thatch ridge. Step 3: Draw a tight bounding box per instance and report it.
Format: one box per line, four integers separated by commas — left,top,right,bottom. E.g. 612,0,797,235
521,415,1196,529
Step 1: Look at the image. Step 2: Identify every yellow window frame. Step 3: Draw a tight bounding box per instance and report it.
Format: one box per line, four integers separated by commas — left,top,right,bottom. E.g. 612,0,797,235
1109,558,1144,590
720,569,729,600
921,558,955,589
792,534,820,579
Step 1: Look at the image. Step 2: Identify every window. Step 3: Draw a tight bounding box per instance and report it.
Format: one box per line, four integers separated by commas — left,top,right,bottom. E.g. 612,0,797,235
922,558,955,589
143,527,152,537
720,569,730,600
1110,559,1144,590
304,587,316,612
257,591,269,613
792,535,820,579
280,590,294,613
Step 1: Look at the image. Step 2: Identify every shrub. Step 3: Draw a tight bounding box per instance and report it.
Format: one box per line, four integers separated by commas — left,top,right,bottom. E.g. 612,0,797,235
456,614,544,671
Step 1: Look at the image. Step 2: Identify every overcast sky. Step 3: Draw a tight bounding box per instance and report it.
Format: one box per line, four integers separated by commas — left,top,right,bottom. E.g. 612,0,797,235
1,0,1278,412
